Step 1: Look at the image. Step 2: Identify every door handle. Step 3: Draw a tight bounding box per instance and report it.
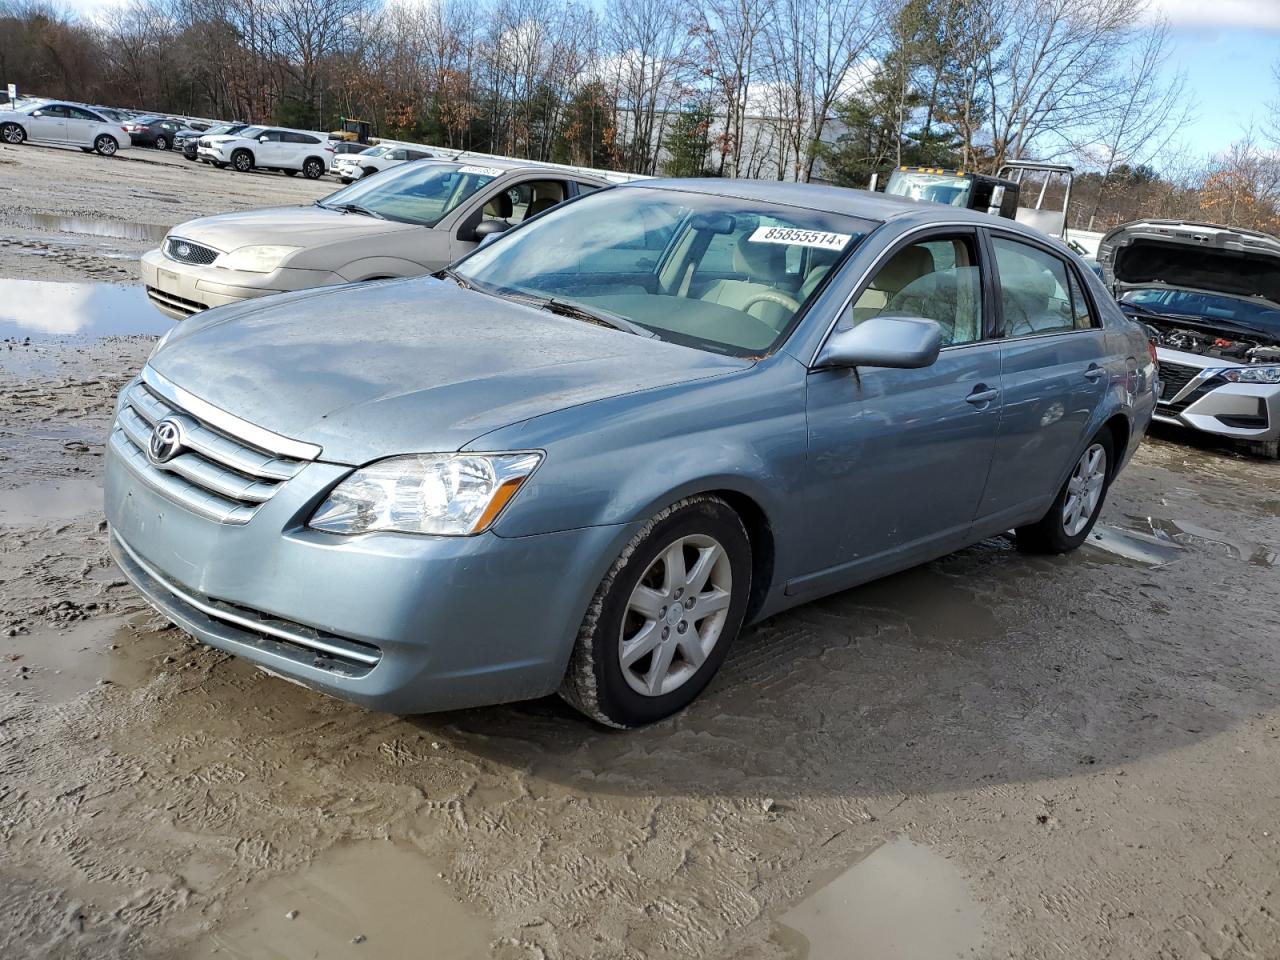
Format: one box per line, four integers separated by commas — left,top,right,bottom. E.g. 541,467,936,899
965,386,999,406
1084,364,1105,381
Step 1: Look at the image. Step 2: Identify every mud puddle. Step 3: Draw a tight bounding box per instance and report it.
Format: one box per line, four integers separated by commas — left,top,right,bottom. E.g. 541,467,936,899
1141,516,1277,567
773,837,984,959
192,841,491,960
0,279,171,338
3,616,173,704
9,212,168,243
1085,525,1186,566
0,475,103,525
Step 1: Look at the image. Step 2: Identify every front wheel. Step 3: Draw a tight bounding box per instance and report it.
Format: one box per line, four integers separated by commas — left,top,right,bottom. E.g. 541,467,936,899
154,135,168,151
302,158,324,179
560,495,751,728
231,149,253,172
1016,430,1115,554
1,122,25,145
93,134,118,156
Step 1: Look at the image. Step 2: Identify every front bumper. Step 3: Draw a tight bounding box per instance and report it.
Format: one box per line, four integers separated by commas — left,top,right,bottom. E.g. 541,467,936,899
140,247,341,319
105,436,627,713
1154,351,1280,441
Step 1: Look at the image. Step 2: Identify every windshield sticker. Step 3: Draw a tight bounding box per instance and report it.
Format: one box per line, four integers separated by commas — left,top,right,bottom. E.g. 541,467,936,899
747,226,852,251
458,165,504,178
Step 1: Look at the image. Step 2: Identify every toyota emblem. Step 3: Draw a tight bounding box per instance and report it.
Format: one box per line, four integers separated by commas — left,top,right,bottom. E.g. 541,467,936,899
176,243,191,258
148,418,184,464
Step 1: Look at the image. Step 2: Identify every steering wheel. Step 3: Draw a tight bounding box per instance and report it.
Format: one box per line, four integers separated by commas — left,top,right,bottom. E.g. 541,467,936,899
740,290,802,317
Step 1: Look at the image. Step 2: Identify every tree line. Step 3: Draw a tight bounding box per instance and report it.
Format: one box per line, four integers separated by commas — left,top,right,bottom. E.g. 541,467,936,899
2,0,1279,233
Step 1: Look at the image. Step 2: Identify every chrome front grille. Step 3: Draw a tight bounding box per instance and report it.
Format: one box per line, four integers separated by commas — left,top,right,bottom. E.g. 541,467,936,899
110,370,318,524
164,236,219,265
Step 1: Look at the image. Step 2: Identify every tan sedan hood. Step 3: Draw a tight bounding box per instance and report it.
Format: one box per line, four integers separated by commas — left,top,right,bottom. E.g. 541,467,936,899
171,204,418,252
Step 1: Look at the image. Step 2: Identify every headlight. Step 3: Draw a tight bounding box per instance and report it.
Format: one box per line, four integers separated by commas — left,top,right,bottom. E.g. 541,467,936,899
1212,365,1280,385
220,245,301,273
309,452,543,536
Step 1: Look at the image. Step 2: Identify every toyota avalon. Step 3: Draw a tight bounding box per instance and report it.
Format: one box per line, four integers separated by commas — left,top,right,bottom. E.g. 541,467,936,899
107,181,1156,727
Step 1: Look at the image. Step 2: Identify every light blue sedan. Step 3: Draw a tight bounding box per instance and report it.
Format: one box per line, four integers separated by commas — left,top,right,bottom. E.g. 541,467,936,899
105,180,1157,727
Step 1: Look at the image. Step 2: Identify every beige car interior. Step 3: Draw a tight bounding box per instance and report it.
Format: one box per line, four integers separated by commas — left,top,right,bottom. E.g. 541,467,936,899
487,181,568,225
696,233,840,331
850,239,983,345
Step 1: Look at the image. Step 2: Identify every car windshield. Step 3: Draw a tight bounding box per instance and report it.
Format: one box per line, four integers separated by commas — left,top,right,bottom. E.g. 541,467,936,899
317,162,503,227
359,145,390,157
453,186,874,357
1121,288,1280,335
886,171,973,207
204,124,238,136
238,126,265,139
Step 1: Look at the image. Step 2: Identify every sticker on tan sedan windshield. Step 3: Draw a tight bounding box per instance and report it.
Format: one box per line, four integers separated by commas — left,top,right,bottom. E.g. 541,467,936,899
748,226,852,250
458,165,505,178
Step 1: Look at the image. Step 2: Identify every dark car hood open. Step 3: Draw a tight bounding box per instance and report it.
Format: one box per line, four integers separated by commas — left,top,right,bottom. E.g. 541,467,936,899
149,278,750,464
1099,220,1280,307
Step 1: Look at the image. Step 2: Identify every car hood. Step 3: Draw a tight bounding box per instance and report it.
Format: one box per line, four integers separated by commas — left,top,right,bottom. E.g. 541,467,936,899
1099,220,1280,307
149,278,750,464
167,205,418,252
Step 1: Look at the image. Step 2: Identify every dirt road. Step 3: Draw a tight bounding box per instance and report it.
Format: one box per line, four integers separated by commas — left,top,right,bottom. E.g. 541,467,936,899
2,144,1280,960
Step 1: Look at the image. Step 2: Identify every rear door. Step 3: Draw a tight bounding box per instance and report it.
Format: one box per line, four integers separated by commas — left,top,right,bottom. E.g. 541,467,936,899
796,228,1003,593
66,106,104,146
978,230,1113,524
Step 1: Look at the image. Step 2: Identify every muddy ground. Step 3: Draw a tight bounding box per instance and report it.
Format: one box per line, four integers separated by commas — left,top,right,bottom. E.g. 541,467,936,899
2,143,1280,960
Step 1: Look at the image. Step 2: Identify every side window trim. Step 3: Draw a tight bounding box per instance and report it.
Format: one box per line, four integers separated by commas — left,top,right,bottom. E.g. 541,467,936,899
986,227,1095,340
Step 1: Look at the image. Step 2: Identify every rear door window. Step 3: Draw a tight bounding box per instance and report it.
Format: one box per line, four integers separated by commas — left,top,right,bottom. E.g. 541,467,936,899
991,236,1076,337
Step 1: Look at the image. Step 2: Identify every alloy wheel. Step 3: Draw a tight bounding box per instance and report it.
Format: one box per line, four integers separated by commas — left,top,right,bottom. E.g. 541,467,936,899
618,534,733,697
96,136,117,156
1062,442,1107,537
1,124,24,144
155,136,167,150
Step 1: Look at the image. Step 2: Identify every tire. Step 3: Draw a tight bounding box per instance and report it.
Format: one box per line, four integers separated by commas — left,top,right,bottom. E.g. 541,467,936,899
93,134,118,156
362,166,378,178
231,149,253,172
284,169,297,177
213,161,229,169
1016,429,1116,554
1,122,25,145
560,495,752,728
340,177,353,184
302,158,324,179
154,135,168,151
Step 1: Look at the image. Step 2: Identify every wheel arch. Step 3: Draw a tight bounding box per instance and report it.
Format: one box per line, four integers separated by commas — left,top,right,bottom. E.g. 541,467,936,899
1100,413,1131,478
699,487,775,624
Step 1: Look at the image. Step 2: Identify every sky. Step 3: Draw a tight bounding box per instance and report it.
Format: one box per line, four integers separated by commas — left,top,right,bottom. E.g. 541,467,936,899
1147,0,1280,162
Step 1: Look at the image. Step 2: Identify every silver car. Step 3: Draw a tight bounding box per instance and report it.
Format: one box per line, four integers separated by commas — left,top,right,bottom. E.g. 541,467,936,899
106,181,1156,727
0,100,132,155
141,158,610,318
1097,220,1280,458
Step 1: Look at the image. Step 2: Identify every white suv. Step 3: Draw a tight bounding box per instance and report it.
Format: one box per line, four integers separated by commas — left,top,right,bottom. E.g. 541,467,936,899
333,144,435,183
197,125,335,178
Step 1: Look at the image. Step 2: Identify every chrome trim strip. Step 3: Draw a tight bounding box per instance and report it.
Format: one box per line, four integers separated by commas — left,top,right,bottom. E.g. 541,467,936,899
142,366,321,462
112,533,380,667
1167,369,1217,406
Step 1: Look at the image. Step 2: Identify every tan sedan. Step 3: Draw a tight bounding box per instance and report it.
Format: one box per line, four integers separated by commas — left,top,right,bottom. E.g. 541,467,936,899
141,158,616,319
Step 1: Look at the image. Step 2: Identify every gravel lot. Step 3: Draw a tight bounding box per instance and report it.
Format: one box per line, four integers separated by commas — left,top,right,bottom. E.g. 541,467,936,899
2,143,1280,960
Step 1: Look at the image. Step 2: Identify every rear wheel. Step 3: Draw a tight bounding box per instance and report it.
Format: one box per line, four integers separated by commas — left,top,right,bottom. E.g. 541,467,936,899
302,158,324,179
231,149,253,172
154,135,168,151
560,495,751,728
1,123,25,145
93,134,118,156
1016,430,1115,554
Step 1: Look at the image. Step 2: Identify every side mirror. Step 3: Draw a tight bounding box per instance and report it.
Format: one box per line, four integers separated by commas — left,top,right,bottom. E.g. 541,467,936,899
258,135,269,143
814,315,943,370
471,219,512,243
31,110,43,117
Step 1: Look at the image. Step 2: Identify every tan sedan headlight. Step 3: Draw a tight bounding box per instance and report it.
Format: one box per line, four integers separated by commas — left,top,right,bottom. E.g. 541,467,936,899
309,453,543,536
220,245,301,273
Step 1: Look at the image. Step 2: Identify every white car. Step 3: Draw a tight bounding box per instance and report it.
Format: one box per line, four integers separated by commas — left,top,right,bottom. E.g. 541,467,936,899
332,144,435,183
0,101,132,156
196,125,335,178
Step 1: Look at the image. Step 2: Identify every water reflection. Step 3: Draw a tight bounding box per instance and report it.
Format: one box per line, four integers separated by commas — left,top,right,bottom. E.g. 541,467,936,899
0,279,172,337
9,212,169,243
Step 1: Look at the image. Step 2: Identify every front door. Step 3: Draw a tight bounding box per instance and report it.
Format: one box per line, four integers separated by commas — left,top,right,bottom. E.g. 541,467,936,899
27,104,69,142
795,231,1002,595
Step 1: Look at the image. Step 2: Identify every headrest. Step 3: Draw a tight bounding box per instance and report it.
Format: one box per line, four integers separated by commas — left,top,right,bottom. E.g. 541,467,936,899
732,231,784,277
871,245,935,293
486,191,513,218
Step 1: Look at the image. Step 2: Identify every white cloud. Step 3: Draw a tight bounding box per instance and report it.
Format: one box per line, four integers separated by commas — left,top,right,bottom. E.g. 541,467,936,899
1145,0,1280,31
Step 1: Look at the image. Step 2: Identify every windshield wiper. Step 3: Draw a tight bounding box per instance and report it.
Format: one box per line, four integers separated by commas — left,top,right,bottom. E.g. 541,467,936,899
538,298,656,338
333,203,385,220
437,266,470,290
